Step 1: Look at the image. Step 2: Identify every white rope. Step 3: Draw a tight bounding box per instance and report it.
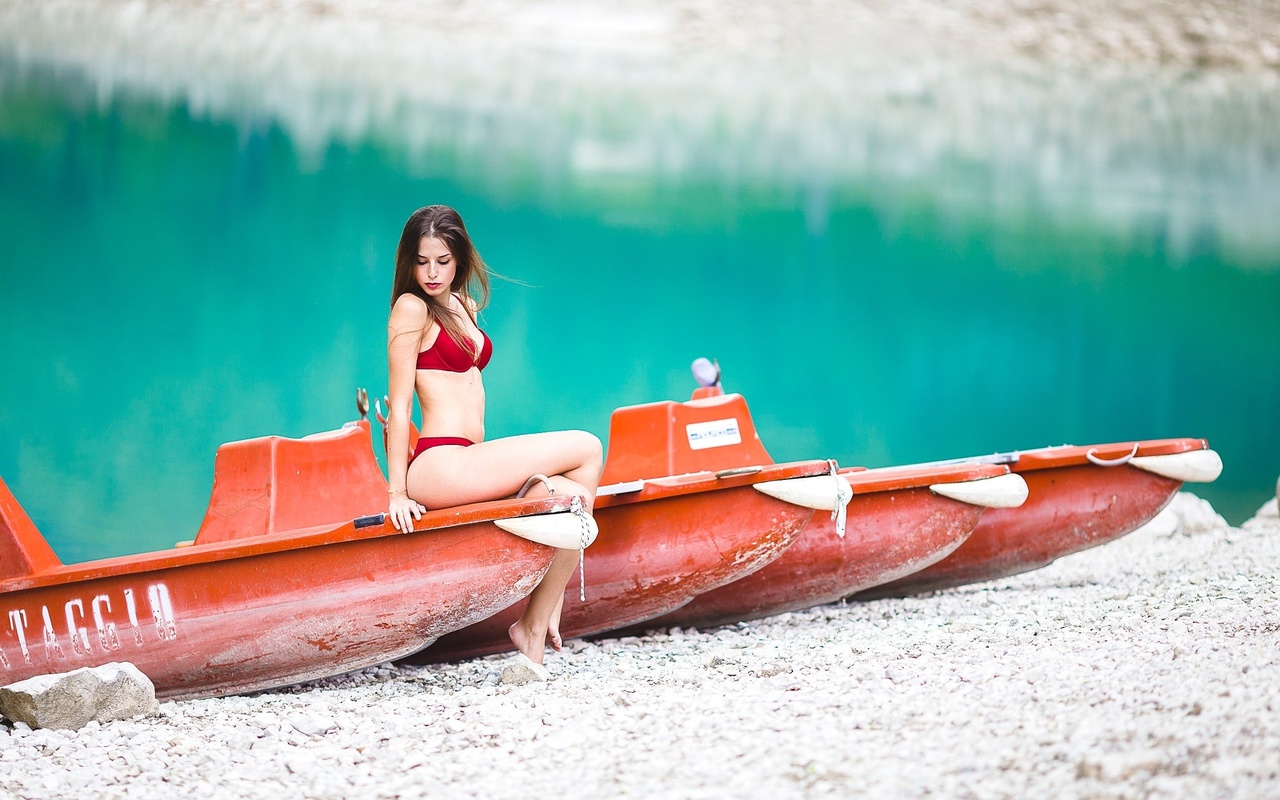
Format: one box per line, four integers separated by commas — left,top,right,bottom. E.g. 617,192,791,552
829,459,853,538
569,495,591,602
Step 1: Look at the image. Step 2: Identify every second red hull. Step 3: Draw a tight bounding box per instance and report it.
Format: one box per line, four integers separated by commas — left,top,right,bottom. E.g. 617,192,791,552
856,463,1182,599
412,468,824,663
641,487,984,630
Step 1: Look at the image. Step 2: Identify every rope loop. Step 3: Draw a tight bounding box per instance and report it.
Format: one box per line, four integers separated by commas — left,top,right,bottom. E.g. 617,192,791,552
569,495,592,601
829,459,853,538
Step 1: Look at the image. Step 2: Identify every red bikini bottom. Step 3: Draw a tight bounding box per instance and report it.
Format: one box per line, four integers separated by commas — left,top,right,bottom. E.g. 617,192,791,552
410,436,474,466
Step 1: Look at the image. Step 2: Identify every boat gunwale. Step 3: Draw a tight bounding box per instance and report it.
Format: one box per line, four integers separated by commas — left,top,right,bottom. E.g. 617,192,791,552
0,494,571,593
594,459,832,508
841,463,1010,494
885,438,1208,473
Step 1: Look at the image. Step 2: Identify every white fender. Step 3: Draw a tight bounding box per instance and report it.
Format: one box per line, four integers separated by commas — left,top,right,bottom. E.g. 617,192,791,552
753,474,851,511
930,473,1028,508
495,511,599,550
1130,449,1223,483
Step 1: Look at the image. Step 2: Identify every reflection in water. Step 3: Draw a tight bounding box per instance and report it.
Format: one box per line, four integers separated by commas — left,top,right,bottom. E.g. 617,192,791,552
1,52,1278,562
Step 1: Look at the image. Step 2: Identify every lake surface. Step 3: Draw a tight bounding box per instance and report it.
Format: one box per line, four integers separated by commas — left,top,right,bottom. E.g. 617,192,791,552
2,60,1278,562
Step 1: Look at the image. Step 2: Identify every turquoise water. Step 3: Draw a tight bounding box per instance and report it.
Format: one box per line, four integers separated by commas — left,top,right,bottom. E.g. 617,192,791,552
2,64,1278,563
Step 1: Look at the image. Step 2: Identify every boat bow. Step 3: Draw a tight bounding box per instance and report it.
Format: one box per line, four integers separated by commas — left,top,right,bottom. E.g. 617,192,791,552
752,474,850,510
494,503,599,549
928,472,1029,508
1130,449,1223,483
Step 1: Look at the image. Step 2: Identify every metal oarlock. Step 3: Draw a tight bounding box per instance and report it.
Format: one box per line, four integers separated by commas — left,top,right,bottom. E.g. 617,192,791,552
829,460,853,538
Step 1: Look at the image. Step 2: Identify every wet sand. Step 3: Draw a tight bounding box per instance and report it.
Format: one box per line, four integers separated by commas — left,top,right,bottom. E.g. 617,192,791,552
2,492,1278,798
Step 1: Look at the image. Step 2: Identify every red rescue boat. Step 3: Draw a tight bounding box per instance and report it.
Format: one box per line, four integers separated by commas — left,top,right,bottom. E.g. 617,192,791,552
599,387,1029,632
854,439,1222,599
403,393,835,663
1,417,594,700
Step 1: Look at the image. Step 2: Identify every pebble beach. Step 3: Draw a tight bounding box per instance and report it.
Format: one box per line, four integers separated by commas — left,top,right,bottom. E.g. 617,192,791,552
2,492,1277,798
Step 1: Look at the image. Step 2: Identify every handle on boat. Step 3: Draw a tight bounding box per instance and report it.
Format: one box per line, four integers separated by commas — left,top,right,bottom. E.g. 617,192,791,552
354,513,386,529
516,474,556,498
1085,443,1138,467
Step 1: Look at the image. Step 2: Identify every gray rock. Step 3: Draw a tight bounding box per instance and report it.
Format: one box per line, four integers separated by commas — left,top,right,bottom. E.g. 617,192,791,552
500,656,549,686
289,713,337,737
0,663,159,731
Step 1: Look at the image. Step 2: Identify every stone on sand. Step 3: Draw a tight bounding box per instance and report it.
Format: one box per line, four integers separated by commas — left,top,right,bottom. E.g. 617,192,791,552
0,662,159,731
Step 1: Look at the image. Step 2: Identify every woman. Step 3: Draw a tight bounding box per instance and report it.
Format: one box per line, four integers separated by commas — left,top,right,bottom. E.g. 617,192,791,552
385,205,602,667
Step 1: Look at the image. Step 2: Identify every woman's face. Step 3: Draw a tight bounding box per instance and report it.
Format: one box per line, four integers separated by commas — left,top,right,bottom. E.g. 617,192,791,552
415,236,456,299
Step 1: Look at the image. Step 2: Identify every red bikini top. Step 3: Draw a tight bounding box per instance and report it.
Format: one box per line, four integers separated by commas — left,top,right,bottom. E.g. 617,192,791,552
417,328,493,372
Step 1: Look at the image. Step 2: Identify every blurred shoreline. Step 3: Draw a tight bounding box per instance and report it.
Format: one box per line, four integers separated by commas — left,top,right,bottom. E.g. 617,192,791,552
2,1,1279,255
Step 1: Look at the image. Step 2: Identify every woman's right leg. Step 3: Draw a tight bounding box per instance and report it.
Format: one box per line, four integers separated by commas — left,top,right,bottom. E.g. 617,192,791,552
407,431,603,664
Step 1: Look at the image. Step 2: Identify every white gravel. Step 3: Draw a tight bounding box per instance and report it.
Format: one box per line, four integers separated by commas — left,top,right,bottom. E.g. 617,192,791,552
2,490,1277,798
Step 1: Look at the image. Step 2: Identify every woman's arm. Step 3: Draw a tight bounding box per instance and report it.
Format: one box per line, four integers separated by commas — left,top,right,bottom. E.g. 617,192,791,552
386,295,429,531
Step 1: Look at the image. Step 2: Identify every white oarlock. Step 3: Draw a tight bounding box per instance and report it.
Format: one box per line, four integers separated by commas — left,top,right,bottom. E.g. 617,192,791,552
753,474,852,511
1130,449,1223,483
496,511,599,550
929,473,1029,508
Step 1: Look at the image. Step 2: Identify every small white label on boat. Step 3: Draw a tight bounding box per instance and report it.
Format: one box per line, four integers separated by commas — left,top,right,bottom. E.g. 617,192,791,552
686,418,742,450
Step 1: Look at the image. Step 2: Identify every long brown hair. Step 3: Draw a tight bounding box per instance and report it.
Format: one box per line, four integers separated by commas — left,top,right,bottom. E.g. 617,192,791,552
391,205,491,358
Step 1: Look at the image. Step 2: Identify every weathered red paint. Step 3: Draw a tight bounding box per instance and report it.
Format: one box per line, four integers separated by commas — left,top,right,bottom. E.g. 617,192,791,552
854,441,1201,598
409,460,830,663
642,463,1004,630
0,421,568,699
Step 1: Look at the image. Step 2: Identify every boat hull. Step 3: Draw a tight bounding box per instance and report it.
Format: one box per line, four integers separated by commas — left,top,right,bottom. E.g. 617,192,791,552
639,470,994,630
856,462,1182,599
0,520,555,700
411,465,827,663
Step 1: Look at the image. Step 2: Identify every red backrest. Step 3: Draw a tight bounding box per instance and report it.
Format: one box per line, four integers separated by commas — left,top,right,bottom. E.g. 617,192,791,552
600,391,774,484
0,477,62,579
194,420,388,544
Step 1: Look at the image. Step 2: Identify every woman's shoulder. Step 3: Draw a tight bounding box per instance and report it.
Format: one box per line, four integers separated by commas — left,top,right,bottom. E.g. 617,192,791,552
390,293,432,329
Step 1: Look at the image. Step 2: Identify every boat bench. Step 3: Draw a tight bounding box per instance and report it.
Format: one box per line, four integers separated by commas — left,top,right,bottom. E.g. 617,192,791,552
194,420,388,545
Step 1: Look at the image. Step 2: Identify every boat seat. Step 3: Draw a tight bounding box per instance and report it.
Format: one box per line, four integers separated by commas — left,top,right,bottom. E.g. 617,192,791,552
601,391,774,485
194,420,388,545
0,477,63,579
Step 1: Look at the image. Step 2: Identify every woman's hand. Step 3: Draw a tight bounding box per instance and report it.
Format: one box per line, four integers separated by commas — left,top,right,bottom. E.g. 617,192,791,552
389,491,427,533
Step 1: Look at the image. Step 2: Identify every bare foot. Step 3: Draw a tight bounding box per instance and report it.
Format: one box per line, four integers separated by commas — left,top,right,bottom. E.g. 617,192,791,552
508,620,546,665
